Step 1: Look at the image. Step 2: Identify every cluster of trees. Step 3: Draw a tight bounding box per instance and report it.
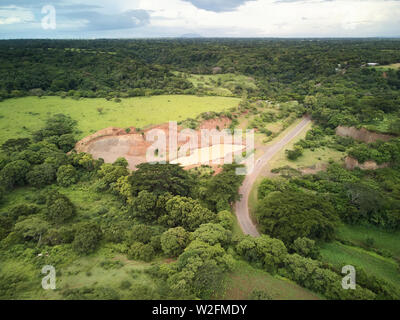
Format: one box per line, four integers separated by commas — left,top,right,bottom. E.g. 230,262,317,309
0,112,248,299
0,114,77,193
235,235,399,300
258,163,400,232
0,41,193,99
256,188,339,246
1,38,400,299
2,39,400,105
348,138,400,164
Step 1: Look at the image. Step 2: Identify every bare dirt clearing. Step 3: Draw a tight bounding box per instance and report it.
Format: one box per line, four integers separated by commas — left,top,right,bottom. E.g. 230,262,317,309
75,117,246,171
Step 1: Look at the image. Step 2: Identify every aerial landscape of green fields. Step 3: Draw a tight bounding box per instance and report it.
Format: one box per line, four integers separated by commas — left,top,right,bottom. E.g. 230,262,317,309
0,0,400,309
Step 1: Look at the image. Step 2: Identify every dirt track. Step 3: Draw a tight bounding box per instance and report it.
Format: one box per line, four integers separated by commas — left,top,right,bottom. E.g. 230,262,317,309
235,117,311,237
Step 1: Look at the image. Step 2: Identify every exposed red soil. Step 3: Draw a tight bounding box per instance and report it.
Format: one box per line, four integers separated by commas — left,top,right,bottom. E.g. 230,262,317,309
345,156,389,170
336,126,394,143
74,117,244,171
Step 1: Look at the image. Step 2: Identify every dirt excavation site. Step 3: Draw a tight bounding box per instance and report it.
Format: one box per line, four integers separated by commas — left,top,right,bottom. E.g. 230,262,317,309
74,117,249,171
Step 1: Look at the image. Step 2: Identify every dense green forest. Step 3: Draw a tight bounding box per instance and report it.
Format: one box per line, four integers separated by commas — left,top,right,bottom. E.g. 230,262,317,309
0,39,399,300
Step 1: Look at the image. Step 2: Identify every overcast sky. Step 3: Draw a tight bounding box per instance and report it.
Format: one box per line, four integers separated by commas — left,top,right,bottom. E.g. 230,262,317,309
1,0,400,39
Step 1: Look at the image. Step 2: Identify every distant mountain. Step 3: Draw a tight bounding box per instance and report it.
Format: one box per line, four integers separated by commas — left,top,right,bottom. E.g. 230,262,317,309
180,33,203,38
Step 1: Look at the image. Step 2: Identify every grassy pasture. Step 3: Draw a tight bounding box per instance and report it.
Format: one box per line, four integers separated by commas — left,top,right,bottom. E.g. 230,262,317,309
0,95,240,144
268,122,345,170
219,260,322,300
0,181,159,300
337,224,400,260
176,73,258,96
0,250,158,300
39,253,157,300
320,241,400,288
372,63,400,71
363,114,398,135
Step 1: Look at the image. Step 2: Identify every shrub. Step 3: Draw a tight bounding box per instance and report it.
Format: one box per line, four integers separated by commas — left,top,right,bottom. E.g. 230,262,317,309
8,204,40,220
0,160,30,188
285,145,303,160
14,216,50,242
192,223,231,246
57,165,78,187
161,227,190,257
26,163,56,188
128,224,154,244
42,226,75,245
128,242,155,262
216,210,234,230
249,289,272,300
58,134,76,152
72,222,102,255
45,191,76,224
120,280,132,290
292,237,320,259
236,235,287,273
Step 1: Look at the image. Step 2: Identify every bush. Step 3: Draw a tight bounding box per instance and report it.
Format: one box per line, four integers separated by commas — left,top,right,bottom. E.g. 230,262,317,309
161,227,190,257
57,165,78,187
128,242,155,262
285,145,303,160
14,216,50,242
26,163,56,188
364,237,375,248
0,160,30,188
216,210,234,230
292,237,320,259
283,254,376,300
100,260,124,270
128,225,154,244
192,223,231,246
131,191,158,221
161,196,216,231
256,190,339,245
236,235,287,273
249,289,272,300
58,134,76,152
45,191,76,224
42,226,75,245
72,222,102,255
120,280,132,290
62,287,120,300
8,204,40,220
33,114,77,142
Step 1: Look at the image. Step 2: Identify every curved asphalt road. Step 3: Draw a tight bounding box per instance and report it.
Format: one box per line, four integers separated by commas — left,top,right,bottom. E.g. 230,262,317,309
235,116,311,237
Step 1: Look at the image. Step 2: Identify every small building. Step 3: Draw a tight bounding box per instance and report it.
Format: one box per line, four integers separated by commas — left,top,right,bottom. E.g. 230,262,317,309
367,63,379,66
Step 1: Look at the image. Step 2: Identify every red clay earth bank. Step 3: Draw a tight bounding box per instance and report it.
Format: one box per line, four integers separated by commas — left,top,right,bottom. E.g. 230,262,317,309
74,117,244,171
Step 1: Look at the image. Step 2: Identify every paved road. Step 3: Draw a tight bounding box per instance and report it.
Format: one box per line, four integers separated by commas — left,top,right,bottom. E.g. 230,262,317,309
235,117,311,237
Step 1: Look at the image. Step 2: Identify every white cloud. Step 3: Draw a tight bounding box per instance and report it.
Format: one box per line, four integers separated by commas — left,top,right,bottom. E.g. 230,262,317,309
0,0,399,38
134,0,400,37
0,6,34,25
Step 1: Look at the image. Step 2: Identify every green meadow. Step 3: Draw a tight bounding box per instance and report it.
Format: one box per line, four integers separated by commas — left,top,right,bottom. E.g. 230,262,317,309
372,63,400,71
320,241,400,288
175,72,258,96
337,224,400,260
0,95,240,144
219,260,322,300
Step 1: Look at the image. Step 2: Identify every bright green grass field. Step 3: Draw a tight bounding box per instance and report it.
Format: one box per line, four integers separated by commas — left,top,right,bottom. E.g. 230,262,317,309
176,72,258,96
320,241,400,288
337,224,400,260
0,95,240,144
39,252,158,300
268,122,345,170
363,114,397,135
372,63,400,71
0,181,160,300
219,260,322,300
0,248,159,300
